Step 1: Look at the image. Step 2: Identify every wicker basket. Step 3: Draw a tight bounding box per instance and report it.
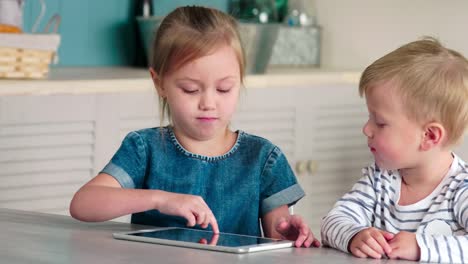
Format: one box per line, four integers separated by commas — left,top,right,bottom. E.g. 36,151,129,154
0,33,60,79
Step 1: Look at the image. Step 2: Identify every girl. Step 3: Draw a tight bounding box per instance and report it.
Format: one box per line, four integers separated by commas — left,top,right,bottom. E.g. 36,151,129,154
70,6,319,248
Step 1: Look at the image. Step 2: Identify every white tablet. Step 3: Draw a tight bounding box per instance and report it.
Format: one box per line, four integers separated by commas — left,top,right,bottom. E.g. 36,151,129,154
113,227,293,253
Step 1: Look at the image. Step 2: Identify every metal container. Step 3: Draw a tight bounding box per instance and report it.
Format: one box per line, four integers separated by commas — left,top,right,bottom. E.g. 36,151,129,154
137,16,279,74
238,22,279,74
269,25,321,67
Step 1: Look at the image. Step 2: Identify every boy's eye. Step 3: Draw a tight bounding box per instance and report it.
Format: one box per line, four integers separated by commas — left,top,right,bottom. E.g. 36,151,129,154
376,122,386,128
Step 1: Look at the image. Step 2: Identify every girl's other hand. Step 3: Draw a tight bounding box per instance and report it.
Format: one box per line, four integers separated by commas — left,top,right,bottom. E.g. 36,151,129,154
275,215,321,248
349,227,394,259
154,191,219,233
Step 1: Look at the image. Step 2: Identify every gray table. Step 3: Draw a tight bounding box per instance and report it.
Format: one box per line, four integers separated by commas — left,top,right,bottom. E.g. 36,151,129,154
0,208,417,264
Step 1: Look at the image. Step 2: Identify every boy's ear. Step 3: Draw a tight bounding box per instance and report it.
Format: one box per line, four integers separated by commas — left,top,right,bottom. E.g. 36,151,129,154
149,68,166,98
420,122,445,151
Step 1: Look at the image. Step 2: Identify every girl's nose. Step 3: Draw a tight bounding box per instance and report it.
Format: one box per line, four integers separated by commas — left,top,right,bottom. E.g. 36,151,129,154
199,91,216,110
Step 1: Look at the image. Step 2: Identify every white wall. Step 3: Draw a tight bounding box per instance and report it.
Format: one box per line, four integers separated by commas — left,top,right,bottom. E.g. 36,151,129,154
312,0,468,70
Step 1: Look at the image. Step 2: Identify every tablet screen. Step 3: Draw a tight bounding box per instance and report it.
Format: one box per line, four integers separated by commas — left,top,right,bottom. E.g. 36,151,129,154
130,228,281,247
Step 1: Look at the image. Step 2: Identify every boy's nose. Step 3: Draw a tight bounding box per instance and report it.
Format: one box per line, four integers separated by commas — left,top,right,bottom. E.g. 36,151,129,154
362,121,372,137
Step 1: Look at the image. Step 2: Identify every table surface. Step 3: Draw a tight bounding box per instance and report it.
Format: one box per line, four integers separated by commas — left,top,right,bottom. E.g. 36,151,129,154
0,208,418,264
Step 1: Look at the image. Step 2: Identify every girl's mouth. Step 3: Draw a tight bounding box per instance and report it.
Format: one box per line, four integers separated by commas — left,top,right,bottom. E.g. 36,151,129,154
197,117,217,122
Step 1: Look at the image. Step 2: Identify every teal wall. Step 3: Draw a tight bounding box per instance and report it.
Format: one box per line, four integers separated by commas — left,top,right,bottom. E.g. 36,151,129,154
23,0,228,66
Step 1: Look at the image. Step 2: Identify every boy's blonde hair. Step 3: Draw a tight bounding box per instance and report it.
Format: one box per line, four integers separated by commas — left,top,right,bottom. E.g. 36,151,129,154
359,37,468,147
150,6,245,123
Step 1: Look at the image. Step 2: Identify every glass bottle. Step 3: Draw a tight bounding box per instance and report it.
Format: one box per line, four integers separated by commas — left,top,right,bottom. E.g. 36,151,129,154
134,0,153,66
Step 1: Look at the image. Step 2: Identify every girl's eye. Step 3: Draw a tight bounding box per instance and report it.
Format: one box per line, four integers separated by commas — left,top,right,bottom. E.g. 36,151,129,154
183,89,198,94
180,87,198,94
217,88,231,93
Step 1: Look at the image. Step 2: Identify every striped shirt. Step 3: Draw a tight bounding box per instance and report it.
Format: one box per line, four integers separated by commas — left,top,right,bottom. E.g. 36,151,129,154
321,154,468,263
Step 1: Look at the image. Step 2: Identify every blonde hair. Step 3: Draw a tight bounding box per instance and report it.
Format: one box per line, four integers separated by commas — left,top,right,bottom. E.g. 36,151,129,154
150,6,245,124
359,37,468,147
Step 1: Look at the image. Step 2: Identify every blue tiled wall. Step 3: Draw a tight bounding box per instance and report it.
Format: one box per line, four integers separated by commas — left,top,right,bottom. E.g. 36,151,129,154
23,0,228,66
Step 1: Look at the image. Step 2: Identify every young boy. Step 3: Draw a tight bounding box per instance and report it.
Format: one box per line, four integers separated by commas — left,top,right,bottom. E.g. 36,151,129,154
321,37,468,263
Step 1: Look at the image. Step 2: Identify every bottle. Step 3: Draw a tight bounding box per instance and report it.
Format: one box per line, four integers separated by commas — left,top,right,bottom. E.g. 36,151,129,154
256,0,278,23
229,0,257,22
284,0,316,27
134,0,153,67
275,0,288,23
230,0,279,23
136,0,153,18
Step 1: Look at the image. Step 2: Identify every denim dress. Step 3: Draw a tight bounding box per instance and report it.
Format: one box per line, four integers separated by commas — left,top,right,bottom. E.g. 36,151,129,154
101,126,305,236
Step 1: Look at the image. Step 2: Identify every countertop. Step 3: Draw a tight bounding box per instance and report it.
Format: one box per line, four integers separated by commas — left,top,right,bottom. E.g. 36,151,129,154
0,67,361,96
0,208,417,264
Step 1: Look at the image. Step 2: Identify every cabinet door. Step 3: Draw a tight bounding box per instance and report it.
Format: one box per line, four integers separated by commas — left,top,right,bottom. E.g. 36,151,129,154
232,88,298,163
92,92,162,175
0,95,97,215
292,84,371,236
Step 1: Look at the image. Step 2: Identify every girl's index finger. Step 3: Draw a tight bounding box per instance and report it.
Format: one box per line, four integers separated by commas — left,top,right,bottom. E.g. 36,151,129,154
210,216,219,234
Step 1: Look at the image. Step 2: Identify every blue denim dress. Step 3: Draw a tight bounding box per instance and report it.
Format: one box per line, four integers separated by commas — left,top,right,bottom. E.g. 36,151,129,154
101,127,304,236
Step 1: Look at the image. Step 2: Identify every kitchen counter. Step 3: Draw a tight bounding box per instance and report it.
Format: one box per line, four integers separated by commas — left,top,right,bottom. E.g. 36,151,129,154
0,67,361,96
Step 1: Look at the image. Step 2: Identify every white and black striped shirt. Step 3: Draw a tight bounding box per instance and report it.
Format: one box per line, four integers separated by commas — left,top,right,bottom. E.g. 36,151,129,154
321,154,468,263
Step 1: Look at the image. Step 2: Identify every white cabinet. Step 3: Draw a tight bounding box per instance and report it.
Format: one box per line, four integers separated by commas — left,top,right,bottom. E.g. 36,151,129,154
2,84,467,237
0,95,97,215
228,85,370,235
291,85,371,235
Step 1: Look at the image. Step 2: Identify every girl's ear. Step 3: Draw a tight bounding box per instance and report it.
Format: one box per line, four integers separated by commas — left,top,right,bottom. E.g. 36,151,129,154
149,68,166,98
420,122,445,151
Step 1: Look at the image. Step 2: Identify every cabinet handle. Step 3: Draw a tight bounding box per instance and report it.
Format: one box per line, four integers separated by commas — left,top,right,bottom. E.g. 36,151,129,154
307,160,319,174
295,161,308,174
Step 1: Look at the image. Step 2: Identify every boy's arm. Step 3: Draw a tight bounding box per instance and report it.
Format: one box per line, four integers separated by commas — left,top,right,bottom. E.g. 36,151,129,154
416,184,468,263
320,168,378,253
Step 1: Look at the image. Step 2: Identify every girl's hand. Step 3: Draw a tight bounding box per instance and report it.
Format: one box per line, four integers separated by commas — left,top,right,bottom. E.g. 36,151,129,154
349,227,394,259
275,215,321,248
387,231,420,261
154,191,219,233
198,233,220,245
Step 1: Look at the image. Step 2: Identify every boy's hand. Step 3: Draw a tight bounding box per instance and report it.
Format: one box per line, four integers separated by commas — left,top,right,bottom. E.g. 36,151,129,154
275,215,321,248
349,227,394,259
155,191,219,233
387,231,420,261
